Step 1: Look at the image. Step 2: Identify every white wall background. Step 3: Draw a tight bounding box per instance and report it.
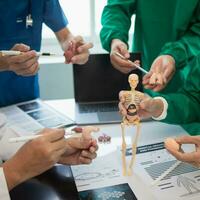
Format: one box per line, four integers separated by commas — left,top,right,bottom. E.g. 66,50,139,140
39,0,134,100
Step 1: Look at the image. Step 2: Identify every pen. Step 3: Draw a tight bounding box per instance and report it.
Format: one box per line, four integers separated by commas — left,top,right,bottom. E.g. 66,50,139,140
9,132,82,143
114,52,149,74
9,126,100,143
0,50,62,57
9,135,41,143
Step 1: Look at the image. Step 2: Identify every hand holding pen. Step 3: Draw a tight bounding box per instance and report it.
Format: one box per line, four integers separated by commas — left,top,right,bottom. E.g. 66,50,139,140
114,52,148,74
111,39,176,92
0,43,39,76
4,128,98,190
8,126,99,165
110,39,142,74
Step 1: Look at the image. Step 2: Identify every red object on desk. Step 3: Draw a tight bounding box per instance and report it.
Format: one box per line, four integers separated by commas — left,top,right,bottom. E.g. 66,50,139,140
98,134,111,143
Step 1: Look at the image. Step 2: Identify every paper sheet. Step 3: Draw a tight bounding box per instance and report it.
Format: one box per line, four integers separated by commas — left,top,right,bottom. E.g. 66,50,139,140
130,138,200,200
0,99,74,136
71,152,138,199
72,152,126,191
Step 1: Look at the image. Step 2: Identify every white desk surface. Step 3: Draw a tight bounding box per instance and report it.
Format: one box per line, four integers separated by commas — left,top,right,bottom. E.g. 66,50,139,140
46,98,188,143
46,99,189,200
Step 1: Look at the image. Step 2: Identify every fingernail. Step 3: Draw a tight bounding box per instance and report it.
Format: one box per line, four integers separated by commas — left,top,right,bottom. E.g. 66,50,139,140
140,103,145,109
125,53,129,58
71,58,76,63
78,47,82,53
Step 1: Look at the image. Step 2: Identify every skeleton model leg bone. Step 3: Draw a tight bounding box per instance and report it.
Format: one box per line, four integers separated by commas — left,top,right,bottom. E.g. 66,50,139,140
121,118,141,176
121,120,127,176
128,122,141,176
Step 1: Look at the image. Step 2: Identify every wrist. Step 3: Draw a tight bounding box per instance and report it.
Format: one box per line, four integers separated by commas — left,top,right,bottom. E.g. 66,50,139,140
159,53,176,68
165,54,175,65
111,39,122,50
56,27,74,50
152,97,168,120
2,159,25,191
0,57,9,72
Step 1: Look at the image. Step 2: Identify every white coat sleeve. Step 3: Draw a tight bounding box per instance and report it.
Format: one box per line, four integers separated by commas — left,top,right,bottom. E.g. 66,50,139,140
0,113,25,200
0,168,10,200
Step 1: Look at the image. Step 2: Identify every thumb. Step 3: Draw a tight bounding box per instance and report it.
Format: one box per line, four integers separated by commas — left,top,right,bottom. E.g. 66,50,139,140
12,43,30,52
140,98,160,116
72,35,84,45
81,126,99,147
82,126,99,138
68,126,99,149
163,66,175,83
67,136,91,150
140,98,154,112
140,98,164,118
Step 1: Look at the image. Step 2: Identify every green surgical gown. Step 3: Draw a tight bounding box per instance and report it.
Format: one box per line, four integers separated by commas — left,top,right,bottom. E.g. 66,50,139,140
100,0,200,134
101,0,200,96
161,55,200,135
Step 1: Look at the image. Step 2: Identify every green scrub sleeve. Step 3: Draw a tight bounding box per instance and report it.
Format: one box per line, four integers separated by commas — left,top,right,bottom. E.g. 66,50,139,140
100,0,136,52
160,3,200,69
155,55,200,125
161,91,200,124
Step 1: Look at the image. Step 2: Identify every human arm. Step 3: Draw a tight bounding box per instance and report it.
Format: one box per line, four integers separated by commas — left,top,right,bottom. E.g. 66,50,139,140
0,44,39,76
165,136,200,168
140,57,200,124
100,0,136,73
119,89,200,124
142,55,176,92
160,2,200,69
143,2,200,91
100,0,136,52
55,27,93,64
2,129,66,191
132,56,200,124
119,92,165,120
43,0,92,64
134,90,200,124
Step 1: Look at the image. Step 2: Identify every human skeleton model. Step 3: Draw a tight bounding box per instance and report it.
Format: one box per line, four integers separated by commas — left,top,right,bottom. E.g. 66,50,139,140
120,74,144,176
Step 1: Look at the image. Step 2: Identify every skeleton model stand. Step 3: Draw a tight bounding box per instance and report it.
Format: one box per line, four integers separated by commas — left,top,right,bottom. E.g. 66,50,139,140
120,74,144,176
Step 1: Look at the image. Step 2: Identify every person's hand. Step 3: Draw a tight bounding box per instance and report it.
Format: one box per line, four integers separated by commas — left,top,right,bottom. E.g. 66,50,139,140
110,39,139,74
59,126,99,165
118,91,164,120
0,43,39,76
165,136,200,168
63,36,93,64
143,55,175,92
2,128,66,191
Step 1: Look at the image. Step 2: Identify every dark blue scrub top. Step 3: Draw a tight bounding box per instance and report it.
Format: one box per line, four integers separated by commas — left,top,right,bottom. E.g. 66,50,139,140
0,0,68,107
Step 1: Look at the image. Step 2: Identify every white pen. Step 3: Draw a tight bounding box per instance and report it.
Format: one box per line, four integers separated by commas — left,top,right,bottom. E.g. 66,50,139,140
0,50,62,57
114,51,149,74
9,135,41,143
9,132,82,143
